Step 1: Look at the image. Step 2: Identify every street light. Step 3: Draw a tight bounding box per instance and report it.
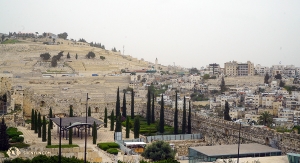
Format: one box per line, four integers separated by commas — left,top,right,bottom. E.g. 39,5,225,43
85,93,90,163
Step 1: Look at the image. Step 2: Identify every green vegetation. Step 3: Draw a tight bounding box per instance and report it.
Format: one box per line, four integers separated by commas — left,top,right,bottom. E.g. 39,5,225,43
0,151,9,157
107,148,119,155
97,142,119,151
10,142,30,148
1,39,21,44
46,144,79,148
4,155,87,163
142,141,175,161
118,159,179,163
148,84,168,96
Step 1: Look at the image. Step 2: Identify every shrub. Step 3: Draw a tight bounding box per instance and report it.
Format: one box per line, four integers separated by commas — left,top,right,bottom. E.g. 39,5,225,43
97,142,119,151
107,148,119,155
98,144,109,151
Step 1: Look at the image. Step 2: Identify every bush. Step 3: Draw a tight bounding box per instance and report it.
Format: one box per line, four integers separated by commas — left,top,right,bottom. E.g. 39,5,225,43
97,142,119,151
7,127,23,138
107,148,119,155
98,144,109,151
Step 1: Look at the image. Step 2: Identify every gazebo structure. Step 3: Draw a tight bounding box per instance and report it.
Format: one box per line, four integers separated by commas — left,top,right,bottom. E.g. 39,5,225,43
50,117,104,139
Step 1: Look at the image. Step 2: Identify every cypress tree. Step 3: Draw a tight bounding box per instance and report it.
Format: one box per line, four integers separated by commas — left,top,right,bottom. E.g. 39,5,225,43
115,114,122,132
69,105,73,117
88,106,91,117
182,96,186,134
38,112,41,138
110,110,114,131
151,93,155,123
159,94,165,134
47,124,51,145
116,87,120,117
92,121,97,144
49,107,53,129
224,101,232,121
126,116,130,138
146,88,151,125
42,116,46,142
69,122,72,145
220,76,226,92
31,109,34,130
34,110,38,133
134,116,140,138
131,89,134,119
104,107,108,128
187,101,192,134
75,53,78,59
174,92,178,135
0,118,9,151
122,92,127,117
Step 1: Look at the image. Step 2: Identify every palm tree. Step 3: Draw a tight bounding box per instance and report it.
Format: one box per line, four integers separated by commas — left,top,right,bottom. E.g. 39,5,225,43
258,112,273,127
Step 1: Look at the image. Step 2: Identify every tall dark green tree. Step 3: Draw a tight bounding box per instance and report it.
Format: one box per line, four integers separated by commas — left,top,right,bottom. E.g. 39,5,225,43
110,110,114,131
75,53,78,59
174,92,178,134
104,107,108,128
92,121,97,144
116,87,120,117
88,106,91,117
264,72,270,84
67,52,70,59
38,112,41,138
187,101,192,134
34,110,38,133
146,88,151,125
279,80,285,87
134,116,140,138
47,124,51,145
151,93,155,123
69,105,73,117
159,94,165,134
182,96,187,134
122,92,127,117
220,76,226,92
69,123,72,145
115,114,122,132
125,117,130,138
224,101,232,121
131,89,134,119
49,107,53,129
0,118,9,151
42,116,46,142
31,109,34,130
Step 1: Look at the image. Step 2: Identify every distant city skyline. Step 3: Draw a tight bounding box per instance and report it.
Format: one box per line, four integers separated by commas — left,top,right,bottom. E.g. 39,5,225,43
1,0,300,69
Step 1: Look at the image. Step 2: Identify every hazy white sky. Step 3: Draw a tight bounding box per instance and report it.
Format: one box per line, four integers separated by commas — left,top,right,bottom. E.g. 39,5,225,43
1,0,300,68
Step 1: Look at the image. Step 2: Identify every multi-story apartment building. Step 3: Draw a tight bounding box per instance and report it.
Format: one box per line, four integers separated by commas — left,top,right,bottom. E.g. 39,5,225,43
206,63,221,75
245,94,260,107
278,108,294,122
255,64,270,76
261,95,275,107
224,61,254,76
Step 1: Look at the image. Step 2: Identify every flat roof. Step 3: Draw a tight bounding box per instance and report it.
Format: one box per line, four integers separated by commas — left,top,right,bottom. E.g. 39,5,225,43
189,143,281,157
50,117,104,128
124,142,146,145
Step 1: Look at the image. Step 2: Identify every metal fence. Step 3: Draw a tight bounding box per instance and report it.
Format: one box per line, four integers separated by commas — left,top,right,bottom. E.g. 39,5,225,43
146,133,202,142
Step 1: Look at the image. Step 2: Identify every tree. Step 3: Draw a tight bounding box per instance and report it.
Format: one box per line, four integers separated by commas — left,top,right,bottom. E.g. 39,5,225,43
116,87,120,117
275,73,282,80
146,88,151,125
110,110,114,131
86,51,95,59
51,56,58,67
190,68,199,74
69,122,72,145
75,53,78,59
104,107,108,128
115,114,122,132
122,92,127,117
92,121,97,144
40,53,51,60
142,141,175,161
31,109,34,130
57,32,68,39
47,124,51,145
279,80,285,87
220,76,226,92
0,118,9,151
1,34,5,42
224,101,232,121
203,74,210,80
151,93,155,123
159,94,165,134
34,110,38,133
182,96,187,134
67,52,70,59
134,116,140,138
187,101,192,134
88,106,91,117
258,112,273,127
38,112,41,138
69,105,73,117
125,117,130,138
131,89,134,119
49,107,53,129
174,92,178,135
264,73,270,84
42,116,46,142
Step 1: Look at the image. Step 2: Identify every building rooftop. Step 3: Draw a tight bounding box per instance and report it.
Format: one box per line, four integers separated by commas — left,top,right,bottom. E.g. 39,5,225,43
189,143,281,157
